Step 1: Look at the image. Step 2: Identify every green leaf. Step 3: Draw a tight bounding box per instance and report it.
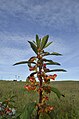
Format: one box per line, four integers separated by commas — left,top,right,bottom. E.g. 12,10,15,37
42,59,52,62
28,56,36,67
41,35,49,49
36,34,41,48
33,40,36,45
44,41,53,48
15,113,21,119
28,41,37,54
20,102,36,119
45,69,67,72
30,72,37,76
50,52,62,56
13,61,36,66
43,52,62,56
46,62,60,65
10,95,16,99
51,87,62,99
42,59,60,65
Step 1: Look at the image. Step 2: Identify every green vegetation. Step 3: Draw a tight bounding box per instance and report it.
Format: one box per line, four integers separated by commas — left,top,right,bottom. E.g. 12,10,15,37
13,34,66,119
0,35,78,119
0,80,79,119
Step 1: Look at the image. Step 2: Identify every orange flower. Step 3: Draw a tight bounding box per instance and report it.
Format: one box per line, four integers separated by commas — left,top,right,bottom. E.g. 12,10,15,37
47,74,57,80
38,104,54,113
24,85,31,90
31,86,36,90
45,106,54,112
29,76,36,83
24,85,36,91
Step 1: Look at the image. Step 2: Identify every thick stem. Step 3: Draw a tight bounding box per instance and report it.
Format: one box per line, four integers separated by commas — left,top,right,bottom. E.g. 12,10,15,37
36,56,43,119
36,67,42,119
39,65,42,103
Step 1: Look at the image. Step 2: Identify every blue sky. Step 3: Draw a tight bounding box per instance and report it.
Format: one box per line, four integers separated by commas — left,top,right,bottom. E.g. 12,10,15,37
0,0,79,81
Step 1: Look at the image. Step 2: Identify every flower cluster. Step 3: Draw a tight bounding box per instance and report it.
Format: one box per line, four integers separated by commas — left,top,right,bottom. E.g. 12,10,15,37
24,75,38,91
24,59,57,114
24,85,36,91
37,103,54,114
43,74,57,83
0,101,16,117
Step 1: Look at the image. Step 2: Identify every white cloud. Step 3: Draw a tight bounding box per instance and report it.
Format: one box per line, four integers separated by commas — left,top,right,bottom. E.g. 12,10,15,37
0,0,79,31
0,32,36,66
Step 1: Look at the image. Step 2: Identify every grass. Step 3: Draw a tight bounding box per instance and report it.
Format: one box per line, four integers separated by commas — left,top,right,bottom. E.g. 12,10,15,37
0,80,79,119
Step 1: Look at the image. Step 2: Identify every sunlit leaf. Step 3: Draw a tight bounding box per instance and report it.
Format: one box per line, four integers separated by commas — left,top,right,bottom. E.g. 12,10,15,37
36,34,41,48
43,52,62,56
20,102,36,119
41,35,49,49
46,62,60,65
13,61,36,66
51,87,62,99
42,59,52,62
42,59,60,65
44,41,53,48
28,41,38,54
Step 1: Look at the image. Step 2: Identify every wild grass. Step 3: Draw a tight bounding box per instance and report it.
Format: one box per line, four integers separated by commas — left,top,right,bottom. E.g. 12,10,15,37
0,80,79,119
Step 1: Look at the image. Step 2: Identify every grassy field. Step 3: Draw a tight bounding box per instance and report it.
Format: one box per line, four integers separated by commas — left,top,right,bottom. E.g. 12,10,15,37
0,80,79,119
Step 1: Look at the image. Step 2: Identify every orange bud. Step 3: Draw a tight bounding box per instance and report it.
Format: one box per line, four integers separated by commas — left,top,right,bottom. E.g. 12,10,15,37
29,76,35,82
46,106,54,112
24,85,36,91
46,74,57,80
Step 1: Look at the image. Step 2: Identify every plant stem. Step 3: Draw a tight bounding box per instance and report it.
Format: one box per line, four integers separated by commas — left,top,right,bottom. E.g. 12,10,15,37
36,56,43,119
